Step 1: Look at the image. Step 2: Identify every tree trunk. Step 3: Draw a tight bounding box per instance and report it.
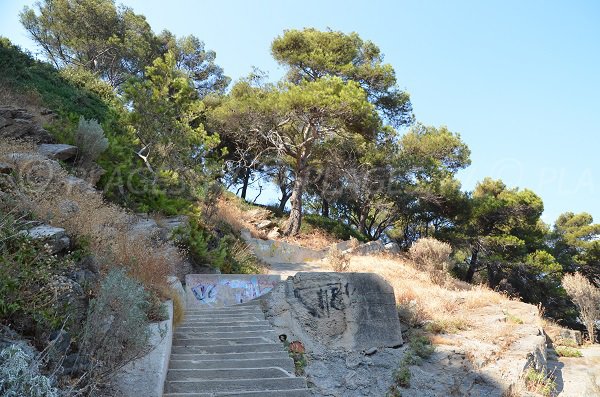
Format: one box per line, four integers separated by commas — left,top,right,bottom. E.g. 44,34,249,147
322,198,330,218
240,167,251,200
278,192,291,213
283,168,306,236
465,247,479,283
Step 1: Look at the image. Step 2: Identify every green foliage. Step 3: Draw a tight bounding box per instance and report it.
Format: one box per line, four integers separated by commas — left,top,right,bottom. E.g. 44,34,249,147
173,219,261,274
390,333,435,391
303,214,366,241
0,345,59,397
408,335,435,359
554,346,582,357
124,51,220,174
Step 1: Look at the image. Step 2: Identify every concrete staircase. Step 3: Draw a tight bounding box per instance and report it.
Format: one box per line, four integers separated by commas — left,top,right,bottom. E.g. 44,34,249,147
163,300,310,397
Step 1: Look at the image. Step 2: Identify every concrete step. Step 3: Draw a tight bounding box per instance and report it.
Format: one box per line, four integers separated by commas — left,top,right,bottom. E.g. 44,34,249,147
167,357,295,372
174,330,276,339
182,314,265,321
164,377,308,394
164,389,311,397
181,318,269,327
169,351,291,362
171,343,285,355
166,367,291,381
172,336,276,347
176,325,273,333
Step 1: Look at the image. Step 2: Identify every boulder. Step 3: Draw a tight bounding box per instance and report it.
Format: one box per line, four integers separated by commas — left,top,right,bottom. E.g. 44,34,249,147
384,242,400,254
38,143,78,161
256,219,274,230
263,272,403,353
25,225,70,254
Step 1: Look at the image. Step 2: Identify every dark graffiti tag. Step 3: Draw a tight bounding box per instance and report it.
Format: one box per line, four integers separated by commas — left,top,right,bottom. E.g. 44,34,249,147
294,282,352,318
192,283,217,303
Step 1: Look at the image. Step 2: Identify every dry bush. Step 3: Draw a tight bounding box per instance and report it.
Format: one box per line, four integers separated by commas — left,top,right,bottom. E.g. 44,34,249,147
562,272,600,343
0,140,178,294
327,246,350,272
409,237,451,285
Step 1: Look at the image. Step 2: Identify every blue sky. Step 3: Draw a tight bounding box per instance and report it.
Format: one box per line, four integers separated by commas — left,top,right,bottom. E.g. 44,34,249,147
1,0,599,225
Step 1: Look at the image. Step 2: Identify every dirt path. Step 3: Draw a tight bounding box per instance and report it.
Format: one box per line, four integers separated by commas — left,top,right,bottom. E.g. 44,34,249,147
548,345,600,396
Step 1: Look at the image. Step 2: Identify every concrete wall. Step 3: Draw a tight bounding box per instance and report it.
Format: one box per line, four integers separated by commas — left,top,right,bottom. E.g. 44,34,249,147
185,274,282,308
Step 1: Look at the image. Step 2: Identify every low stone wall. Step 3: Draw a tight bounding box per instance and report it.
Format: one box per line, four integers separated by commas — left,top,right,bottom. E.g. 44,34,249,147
262,272,403,353
185,274,281,308
113,300,173,397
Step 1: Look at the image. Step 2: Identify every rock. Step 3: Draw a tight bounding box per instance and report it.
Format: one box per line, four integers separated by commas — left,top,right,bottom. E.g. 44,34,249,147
384,242,400,254
63,175,95,193
71,269,99,286
345,240,385,256
0,106,53,143
263,272,403,353
256,219,274,229
38,143,78,161
157,215,189,240
267,227,281,239
0,325,37,358
25,225,70,254
364,347,378,356
0,162,13,174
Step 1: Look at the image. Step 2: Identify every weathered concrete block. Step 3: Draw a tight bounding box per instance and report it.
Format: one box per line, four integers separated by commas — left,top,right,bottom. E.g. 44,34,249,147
263,272,403,353
185,274,281,308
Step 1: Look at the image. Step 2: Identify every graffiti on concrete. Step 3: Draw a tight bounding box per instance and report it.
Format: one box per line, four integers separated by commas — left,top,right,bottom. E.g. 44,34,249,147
294,282,353,318
192,276,279,305
191,283,217,303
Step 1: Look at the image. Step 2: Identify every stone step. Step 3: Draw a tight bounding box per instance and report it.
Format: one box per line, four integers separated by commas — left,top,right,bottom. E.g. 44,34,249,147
180,318,269,327
176,325,273,333
166,367,291,382
164,377,308,394
174,330,275,339
164,389,311,397
172,336,276,347
171,343,285,355
167,357,295,372
169,351,291,362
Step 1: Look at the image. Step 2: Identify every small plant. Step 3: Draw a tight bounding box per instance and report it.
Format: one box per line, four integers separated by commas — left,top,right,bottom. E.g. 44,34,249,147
554,346,582,357
409,335,435,359
424,318,469,334
390,333,435,390
504,311,524,324
393,365,411,388
0,344,59,397
553,338,578,348
327,245,350,272
524,368,556,397
75,116,109,165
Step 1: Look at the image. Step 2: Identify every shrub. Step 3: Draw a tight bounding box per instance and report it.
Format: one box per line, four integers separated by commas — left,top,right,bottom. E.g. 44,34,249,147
562,272,600,343
327,246,350,272
79,269,151,386
303,213,366,241
75,116,109,164
409,237,451,284
0,344,59,397
554,346,582,357
0,210,79,336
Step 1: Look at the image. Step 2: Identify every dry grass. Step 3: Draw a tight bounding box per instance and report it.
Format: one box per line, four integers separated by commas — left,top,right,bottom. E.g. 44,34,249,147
341,253,513,338
0,139,179,294
326,245,350,272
